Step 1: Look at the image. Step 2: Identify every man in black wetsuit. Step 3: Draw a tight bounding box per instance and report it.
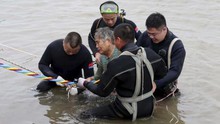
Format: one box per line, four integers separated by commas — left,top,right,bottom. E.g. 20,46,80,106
36,32,94,92
88,1,141,63
77,23,167,121
136,12,186,100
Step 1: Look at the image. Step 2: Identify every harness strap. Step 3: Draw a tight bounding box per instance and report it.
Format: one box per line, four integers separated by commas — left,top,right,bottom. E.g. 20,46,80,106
157,38,179,102
168,38,179,69
139,47,154,84
119,52,141,121
118,90,153,103
133,54,141,98
96,17,102,29
118,47,154,121
89,18,103,42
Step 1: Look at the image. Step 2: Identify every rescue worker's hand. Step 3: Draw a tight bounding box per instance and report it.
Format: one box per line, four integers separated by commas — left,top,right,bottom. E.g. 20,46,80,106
56,76,65,87
66,87,78,96
77,77,86,89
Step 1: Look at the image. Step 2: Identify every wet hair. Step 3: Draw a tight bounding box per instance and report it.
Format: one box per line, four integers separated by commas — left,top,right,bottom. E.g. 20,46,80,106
145,12,167,29
99,1,119,14
114,23,135,43
64,32,82,48
94,27,114,44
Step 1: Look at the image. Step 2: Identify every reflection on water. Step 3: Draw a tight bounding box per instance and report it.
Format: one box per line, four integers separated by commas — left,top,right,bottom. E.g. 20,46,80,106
34,87,184,124
35,88,83,124
35,88,117,124
154,97,185,124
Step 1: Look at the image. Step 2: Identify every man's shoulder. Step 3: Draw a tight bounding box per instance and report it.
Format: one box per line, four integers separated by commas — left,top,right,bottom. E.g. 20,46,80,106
139,31,148,38
51,39,63,43
123,17,134,23
143,47,156,54
107,55,133,73
80,44,93,55
81,44,90,51
90,18,103,33
136,31,151,47
91,18,102,26
123,18,136,26
110,52,133,63
167,31,185,49
139,47,162,62
48,39,63,47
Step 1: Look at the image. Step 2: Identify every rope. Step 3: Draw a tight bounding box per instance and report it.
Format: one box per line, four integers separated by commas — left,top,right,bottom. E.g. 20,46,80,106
0,43,77,86
0,61,76,86
0,43,96,93
156,85,177,103
0,57,37,73
0,43,39,57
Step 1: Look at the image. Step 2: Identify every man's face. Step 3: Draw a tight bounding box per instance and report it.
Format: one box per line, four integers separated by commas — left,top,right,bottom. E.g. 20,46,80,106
147,27,167,43
102,13,118,27
95,38,111,55
63,42,80,55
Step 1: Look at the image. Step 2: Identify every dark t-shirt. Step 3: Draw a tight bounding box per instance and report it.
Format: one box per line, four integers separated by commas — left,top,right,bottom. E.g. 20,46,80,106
38,39,94,81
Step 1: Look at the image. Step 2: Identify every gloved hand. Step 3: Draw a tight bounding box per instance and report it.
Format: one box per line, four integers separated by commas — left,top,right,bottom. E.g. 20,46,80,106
77,77,86,89
66,87,78,96
56,76,65,87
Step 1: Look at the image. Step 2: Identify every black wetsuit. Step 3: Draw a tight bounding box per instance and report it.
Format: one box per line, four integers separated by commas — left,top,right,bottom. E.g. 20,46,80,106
136,30,186,97
80,43,167,120
37,39,94,92
88,17,142,56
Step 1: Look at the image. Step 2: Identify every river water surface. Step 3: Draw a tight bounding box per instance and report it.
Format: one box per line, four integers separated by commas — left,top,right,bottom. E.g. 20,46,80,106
0,0,220,124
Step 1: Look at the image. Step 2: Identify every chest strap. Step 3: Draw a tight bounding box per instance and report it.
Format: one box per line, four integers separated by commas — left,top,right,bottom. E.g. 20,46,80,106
168,38,179,69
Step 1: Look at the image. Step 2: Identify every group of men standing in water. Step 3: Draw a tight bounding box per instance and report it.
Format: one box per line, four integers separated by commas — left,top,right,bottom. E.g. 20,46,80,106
36,1,186,121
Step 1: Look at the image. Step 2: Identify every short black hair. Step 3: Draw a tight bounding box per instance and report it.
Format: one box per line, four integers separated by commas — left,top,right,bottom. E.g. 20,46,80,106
64,32,82,48
114,23,135,43
146,12,166,29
